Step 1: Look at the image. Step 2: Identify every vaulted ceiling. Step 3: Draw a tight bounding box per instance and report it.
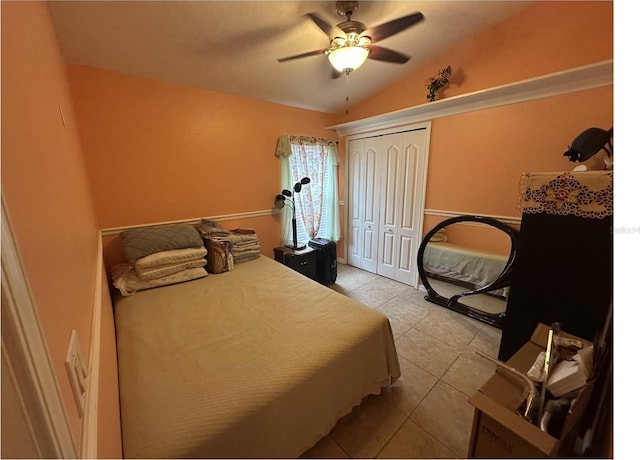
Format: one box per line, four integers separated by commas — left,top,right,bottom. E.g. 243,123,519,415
48,1,530,113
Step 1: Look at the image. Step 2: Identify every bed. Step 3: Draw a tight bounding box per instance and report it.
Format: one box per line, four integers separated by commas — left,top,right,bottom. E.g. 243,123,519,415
114,254,401,458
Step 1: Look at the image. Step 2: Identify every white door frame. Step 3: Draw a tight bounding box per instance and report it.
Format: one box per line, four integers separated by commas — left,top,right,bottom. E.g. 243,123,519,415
343,121,432,288
1,198,77,458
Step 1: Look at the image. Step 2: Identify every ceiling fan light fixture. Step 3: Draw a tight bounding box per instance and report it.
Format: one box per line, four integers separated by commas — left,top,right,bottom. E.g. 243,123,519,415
328,45,369,72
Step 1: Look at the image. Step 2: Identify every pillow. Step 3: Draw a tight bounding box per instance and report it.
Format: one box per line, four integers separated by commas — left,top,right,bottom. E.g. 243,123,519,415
134,258,207,280
429,228,448,242
111,263,207,296
134,247,208,269
203,238,234,274
200,218,224,230
120,223,204,261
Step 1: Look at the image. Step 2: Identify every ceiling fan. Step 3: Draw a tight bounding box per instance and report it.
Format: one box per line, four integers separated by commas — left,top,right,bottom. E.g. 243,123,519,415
278,1,424,75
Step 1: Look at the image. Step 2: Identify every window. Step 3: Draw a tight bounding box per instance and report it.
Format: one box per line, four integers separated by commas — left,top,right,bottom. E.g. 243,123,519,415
275,135,340,248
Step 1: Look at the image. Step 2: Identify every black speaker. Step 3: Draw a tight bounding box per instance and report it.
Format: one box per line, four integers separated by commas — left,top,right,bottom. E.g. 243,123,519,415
309,238,337,285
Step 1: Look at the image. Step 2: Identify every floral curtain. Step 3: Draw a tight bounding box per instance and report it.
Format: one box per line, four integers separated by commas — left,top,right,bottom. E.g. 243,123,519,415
275,135,340,244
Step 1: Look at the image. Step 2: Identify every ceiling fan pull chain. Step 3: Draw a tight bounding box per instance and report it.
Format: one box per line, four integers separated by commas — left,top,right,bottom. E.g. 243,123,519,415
345,70,351,115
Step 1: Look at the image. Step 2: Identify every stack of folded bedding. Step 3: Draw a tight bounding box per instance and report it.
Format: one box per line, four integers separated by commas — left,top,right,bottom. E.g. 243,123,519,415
228,229,261,263
111,223,208,296
198,219,261,271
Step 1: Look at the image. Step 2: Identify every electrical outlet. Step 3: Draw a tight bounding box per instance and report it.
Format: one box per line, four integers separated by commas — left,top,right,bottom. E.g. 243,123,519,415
64,330,87,416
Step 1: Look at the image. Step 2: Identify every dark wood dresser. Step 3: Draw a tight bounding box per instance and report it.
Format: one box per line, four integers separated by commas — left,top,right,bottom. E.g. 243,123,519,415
498,170,613,361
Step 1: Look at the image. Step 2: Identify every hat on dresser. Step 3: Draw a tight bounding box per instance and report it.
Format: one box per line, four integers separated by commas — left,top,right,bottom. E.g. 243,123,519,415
563,127,613,162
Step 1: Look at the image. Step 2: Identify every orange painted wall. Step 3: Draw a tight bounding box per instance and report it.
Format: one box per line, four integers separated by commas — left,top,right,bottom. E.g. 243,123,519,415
425,85,613,216
2,2,121,456
329,1,613,244
67,65,338,265
2,0,93,452
331,1,613,123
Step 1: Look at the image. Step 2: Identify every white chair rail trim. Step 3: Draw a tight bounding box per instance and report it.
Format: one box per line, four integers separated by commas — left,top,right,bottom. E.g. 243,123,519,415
101,209,275,236
424,208,522,226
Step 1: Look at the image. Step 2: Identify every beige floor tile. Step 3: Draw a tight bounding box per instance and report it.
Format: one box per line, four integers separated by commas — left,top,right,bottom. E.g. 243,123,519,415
300,434,348,458
346,282,403,308
381,356,439,416
397,286,434,308
410,381,476,458
395,328,459,378
327,263,504,459
466,322,502,357
376,295,430,326
414,307,479,350
441,353,497,397
387,315,411,340
330,394,406,459
328,283,353,297
377,419,458,459
332,264,381,293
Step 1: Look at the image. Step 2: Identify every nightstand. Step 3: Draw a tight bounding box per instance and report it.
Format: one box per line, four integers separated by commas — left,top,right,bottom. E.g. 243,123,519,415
273,246,317,280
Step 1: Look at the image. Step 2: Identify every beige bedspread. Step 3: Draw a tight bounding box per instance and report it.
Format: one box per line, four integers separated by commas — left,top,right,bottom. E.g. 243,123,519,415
114,255,400,458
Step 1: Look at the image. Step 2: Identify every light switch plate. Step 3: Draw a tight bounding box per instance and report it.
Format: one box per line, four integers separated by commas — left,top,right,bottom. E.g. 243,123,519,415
64,330,87,416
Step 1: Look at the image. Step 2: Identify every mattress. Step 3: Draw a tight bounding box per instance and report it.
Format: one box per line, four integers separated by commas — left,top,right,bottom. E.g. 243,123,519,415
114,255,401,458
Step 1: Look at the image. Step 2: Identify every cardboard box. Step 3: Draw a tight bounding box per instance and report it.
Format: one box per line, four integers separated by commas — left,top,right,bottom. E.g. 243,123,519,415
467,324,592,458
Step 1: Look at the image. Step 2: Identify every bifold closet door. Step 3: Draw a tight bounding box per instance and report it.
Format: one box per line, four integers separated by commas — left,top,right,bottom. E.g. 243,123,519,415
348,138,379,273
376,130,427,285
348,128,428,285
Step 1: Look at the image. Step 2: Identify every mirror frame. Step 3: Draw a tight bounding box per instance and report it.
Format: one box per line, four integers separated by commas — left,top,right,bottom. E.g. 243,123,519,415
417,215,519,329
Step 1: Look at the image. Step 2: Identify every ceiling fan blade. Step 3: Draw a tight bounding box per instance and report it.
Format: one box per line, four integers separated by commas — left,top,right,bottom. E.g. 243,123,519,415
367,45,411,64
364,12,424,42
306,13,345,39
277,48,327,63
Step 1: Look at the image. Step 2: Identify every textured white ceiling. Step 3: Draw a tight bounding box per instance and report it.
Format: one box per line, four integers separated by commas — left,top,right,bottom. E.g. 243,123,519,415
48,1,530,113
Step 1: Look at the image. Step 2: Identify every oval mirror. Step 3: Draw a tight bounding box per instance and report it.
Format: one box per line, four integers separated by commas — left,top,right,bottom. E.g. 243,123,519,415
417,215,519,329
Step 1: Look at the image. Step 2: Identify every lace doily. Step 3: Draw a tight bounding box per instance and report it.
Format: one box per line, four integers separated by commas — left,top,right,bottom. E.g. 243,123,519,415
517,171,613,219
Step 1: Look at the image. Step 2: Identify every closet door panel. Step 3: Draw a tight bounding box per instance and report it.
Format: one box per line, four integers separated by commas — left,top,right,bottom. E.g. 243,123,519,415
347,139,364,269
381,145,399,228
380,232,394,266
400,143,418,230
349,226,361,265
359,144,379,273
398,235,413,272
394,131,427,285
376,134,402,279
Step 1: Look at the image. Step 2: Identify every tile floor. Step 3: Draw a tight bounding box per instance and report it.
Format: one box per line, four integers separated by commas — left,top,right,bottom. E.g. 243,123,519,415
301,263,505,459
